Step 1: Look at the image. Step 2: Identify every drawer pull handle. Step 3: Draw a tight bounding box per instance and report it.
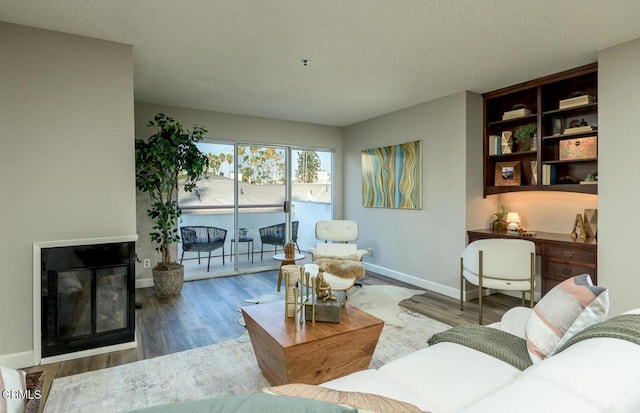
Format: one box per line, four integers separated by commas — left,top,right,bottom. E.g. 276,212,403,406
562,268,573,275
563,251,574,258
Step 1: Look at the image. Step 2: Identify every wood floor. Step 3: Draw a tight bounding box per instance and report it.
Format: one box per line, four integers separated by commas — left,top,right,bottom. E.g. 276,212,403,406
25,270,521,412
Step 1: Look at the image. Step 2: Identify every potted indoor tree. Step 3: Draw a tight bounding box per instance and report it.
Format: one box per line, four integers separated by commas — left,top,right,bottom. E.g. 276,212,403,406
135,113,209,297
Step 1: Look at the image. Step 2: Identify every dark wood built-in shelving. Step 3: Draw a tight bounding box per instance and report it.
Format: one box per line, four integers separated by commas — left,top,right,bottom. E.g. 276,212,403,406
482,63,598,196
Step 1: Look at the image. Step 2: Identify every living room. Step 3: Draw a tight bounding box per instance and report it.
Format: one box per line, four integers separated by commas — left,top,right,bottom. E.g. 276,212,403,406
2,1,640,411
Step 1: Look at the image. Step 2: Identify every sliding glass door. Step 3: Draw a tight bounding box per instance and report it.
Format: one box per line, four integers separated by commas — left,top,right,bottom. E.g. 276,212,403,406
178,142,333,279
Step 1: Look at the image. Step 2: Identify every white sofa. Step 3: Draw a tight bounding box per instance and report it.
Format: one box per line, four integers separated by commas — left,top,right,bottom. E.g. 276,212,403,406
320,307,640,413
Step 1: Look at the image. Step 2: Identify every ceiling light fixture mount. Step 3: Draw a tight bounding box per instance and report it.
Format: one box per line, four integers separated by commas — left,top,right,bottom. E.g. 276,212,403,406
300,58,310,67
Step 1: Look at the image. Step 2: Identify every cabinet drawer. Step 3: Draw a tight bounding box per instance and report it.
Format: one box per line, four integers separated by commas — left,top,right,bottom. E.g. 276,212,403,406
544,260,596,281
545,245,595,263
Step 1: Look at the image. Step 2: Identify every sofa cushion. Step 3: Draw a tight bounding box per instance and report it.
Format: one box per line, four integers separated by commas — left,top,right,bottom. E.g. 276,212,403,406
377,342,520,412
457,376,601,413
0,366,27,413
321,369,432,412
522,337,640,412
266,383,426,413
525,273,608,363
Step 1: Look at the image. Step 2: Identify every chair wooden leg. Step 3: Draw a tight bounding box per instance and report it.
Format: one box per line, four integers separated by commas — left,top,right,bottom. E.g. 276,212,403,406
180,250,184,264
207,251,211,272
197,251,201,264
522,291,526,307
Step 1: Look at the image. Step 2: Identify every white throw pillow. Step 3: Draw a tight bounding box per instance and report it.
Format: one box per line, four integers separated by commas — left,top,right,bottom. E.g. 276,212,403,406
0,366,27,413
525,274,608,363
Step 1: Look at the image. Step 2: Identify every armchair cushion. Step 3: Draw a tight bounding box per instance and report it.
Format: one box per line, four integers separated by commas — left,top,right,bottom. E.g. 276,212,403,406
525,273,608,363
314,256,365,279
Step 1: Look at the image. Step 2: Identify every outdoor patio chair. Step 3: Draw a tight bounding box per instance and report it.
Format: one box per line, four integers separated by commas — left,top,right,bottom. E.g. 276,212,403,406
259,221,300,260
180,226,227,271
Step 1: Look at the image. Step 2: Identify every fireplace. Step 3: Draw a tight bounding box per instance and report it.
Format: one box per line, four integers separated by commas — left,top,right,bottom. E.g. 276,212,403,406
38,239,136,359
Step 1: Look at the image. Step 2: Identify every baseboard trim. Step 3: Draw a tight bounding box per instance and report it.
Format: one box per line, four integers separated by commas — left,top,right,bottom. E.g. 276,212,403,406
364,263,460,299
0,351,35,370
40,340,137,365
136,277,154,289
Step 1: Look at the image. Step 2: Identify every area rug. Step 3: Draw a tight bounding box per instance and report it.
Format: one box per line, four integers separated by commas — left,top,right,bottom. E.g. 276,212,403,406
347,285,425,327
44,308,450,413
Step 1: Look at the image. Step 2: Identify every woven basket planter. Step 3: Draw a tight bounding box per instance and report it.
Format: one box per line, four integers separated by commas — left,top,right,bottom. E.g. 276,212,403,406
152,264,184,297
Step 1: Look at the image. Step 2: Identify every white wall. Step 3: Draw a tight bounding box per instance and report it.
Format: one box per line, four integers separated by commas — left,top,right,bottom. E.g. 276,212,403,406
598,38,640,316
0,23,136,367
342,92,493,295
133,103,342,282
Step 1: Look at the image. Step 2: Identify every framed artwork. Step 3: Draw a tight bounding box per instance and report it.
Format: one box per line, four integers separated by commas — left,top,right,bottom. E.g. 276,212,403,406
361,140,422,209
495,161,521,186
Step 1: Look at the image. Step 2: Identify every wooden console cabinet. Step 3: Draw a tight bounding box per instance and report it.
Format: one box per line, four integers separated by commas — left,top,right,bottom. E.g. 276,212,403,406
467,229,597,297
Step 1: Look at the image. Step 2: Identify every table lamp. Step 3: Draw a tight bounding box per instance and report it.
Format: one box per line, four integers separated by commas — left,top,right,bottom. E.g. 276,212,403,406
506,212,521,231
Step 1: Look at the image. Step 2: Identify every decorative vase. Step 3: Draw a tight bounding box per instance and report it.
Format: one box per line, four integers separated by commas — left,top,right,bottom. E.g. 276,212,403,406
284,241,296,258
492,219,507,231
152,264,184,297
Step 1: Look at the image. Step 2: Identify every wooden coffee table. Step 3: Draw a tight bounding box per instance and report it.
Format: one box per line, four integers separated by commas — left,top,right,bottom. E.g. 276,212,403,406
241,300,384,385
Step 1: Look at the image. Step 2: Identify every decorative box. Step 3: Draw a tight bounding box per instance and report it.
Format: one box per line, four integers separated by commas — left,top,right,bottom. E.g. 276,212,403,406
559,136,597,160
305,291,346,323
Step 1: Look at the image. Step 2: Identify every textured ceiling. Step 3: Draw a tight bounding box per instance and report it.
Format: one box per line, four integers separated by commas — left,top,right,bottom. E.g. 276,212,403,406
2,0,640,126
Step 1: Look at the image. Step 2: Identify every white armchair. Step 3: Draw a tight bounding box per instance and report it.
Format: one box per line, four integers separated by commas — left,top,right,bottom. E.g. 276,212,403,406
305,220,368,291
460,238,535,325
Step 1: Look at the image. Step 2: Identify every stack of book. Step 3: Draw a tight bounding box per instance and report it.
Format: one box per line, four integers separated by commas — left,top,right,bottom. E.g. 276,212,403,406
563,125,597,134
542,164,556,185
559,95,597,109
488,135,501,155
502,108,532,120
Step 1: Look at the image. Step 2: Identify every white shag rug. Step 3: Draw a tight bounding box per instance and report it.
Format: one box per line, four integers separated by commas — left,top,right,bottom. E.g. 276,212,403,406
44,297,449,412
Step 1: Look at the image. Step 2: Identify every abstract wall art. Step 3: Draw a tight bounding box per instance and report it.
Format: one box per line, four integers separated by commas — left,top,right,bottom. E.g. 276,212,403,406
361,140,422,209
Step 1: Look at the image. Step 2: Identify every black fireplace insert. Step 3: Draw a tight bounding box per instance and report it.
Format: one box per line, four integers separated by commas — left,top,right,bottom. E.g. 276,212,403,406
41,242,136,358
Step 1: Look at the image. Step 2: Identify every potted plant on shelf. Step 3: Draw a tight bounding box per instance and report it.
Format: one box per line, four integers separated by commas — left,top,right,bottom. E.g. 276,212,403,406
135,113,209,297
514,123,537,152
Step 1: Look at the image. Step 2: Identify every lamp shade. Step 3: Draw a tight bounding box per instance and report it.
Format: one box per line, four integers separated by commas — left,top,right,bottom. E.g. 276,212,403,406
506,212,520,230
506,212,520,224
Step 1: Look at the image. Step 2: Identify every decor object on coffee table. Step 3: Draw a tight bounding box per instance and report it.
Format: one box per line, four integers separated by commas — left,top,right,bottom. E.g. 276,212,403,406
135,113,209,297
274,252,305,292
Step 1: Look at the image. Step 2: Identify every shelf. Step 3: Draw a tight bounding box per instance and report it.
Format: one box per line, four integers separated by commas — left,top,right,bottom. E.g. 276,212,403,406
488,150,537,159
542,102,598,116
542,130,598,141
543,158,597,165
487,114,537,127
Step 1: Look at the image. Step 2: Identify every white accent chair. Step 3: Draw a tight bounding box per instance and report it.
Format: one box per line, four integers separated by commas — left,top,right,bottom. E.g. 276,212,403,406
305,220,369,291
460,238,535,325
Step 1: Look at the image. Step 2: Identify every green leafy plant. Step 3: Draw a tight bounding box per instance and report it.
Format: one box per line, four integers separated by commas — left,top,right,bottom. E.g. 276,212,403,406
514,123,537,143
492,204,509,230
135,113,209,269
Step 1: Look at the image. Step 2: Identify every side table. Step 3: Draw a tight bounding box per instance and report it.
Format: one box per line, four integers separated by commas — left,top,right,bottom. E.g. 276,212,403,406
231,237,254,263
273,252,305,292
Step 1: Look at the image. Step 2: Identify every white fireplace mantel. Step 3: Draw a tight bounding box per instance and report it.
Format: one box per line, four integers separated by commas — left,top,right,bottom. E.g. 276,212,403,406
33,235,138,365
